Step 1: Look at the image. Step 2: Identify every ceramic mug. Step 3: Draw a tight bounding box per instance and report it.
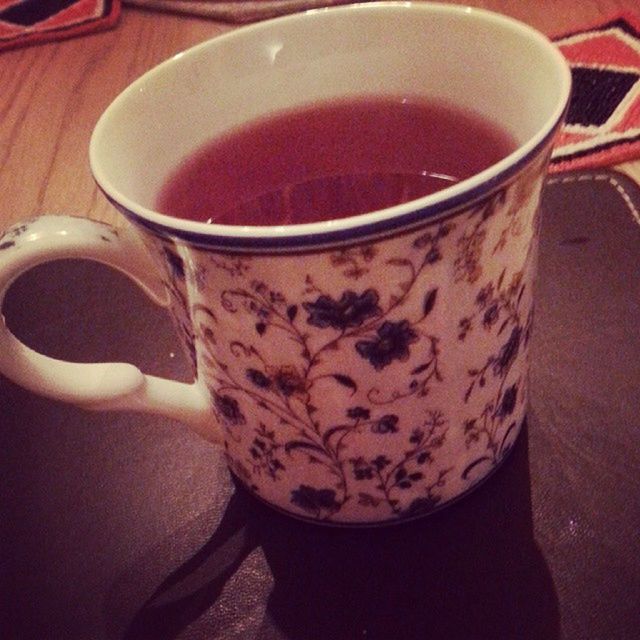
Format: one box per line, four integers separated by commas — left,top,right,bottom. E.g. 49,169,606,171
0,2,570,525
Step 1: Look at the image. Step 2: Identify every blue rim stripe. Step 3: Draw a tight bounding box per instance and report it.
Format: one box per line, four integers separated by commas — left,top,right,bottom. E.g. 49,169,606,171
112,121,561,255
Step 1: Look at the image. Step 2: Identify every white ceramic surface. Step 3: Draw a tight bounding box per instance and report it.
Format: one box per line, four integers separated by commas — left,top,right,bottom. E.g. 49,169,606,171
0,2,570,524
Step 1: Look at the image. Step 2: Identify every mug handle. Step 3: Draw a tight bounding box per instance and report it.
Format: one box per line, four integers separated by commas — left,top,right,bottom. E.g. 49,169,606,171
0,216,220,443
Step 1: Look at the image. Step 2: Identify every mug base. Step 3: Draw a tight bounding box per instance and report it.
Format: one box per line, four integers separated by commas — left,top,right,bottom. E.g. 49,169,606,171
230,416,526,528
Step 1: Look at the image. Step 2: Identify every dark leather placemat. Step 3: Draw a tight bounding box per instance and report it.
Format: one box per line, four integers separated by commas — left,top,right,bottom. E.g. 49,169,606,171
1,170,639,640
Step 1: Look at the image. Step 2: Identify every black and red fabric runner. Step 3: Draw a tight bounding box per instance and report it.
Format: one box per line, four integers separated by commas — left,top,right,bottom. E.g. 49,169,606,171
0,0,120,52
551,14,640,172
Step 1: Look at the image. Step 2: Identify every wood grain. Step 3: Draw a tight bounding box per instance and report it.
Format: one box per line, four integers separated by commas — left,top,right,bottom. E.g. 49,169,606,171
1,1,639,229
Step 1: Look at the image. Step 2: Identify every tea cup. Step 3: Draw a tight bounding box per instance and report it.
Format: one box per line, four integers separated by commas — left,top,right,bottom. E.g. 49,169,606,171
0,2,570,524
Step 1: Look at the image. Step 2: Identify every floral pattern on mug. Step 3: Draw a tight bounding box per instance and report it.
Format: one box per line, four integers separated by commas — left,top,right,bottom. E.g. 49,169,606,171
149,152,549,524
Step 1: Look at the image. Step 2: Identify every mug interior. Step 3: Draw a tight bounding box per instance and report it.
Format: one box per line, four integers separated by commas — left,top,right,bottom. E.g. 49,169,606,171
90,1,570,237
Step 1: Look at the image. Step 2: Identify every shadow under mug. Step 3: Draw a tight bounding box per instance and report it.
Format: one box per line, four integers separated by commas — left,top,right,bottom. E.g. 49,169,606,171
0,2,570,525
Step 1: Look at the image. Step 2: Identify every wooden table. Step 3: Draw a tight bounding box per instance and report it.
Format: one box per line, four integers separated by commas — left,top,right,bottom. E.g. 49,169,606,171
1,0,639,231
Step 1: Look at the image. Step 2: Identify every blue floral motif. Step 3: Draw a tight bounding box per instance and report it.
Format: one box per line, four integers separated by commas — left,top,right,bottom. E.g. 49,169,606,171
212,392,246,426
163,247,185,280
273,366,305,397
482,303,499,328
497,383,518,419
303,289,381,330
461,266,531,477
493,326,522,376
355,320,419,371
404,495,441,518
347,406,371,420
246,368,271,389
290,485,341,517
371,414,399,434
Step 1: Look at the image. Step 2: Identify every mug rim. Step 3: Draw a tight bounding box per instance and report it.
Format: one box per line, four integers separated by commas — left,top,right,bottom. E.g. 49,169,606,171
90,1,571,249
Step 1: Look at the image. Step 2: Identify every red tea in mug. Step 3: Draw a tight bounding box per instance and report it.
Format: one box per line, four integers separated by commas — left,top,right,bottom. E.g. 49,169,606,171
156,96,516,226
